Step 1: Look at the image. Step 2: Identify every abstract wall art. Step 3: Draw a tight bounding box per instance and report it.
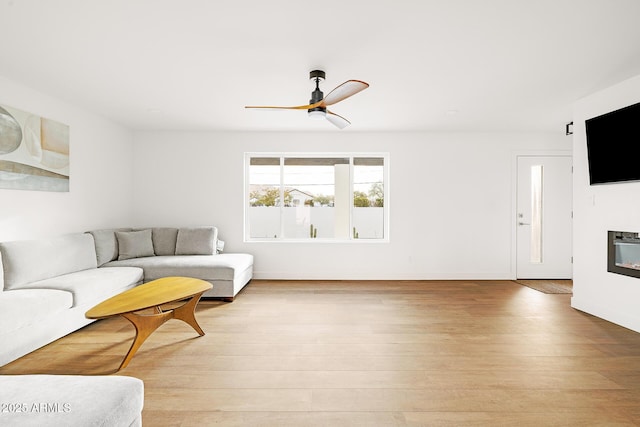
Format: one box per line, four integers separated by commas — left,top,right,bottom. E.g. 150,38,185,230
0,103,69,192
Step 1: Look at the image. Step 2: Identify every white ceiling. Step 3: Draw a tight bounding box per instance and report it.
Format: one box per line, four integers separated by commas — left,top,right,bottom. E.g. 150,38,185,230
1,0,640,133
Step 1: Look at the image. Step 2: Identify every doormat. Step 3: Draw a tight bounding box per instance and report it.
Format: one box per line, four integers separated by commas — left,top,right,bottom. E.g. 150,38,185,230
513,280,573,294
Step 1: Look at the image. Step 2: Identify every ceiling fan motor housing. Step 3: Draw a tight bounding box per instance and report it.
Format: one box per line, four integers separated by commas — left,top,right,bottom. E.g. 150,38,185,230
308,70,326,115
309,70,325,81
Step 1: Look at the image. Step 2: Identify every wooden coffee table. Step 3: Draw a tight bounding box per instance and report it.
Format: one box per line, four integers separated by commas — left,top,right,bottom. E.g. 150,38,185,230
86,276,212,370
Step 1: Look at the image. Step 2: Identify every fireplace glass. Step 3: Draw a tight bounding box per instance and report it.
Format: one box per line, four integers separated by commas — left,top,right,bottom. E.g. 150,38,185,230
608,231,640,279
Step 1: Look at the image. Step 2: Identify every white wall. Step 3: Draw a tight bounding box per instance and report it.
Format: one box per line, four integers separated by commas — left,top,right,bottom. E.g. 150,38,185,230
572,74,640,333
132,131,569,280
0,76,134,242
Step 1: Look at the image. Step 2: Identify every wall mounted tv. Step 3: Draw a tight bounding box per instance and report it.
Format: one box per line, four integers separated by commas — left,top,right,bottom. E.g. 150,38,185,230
585,101,640,185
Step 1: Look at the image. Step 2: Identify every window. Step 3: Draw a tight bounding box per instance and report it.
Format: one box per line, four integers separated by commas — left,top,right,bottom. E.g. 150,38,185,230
530,164,543,263
246,153,388,241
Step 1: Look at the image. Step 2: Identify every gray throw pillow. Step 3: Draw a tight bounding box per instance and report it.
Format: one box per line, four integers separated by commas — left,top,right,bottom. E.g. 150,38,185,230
0,250,4,291
151,227,179,256
175,227,216,255
87,228,132,266
115,229,155,260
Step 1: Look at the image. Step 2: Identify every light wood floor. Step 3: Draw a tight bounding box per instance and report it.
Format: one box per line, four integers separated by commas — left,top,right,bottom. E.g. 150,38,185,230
2,280,640,426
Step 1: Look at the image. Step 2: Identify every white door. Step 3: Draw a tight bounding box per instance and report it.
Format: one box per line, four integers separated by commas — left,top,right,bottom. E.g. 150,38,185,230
516,156,573,279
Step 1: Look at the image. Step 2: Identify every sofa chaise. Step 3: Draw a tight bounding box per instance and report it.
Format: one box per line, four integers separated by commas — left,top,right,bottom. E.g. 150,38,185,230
0,226,252,367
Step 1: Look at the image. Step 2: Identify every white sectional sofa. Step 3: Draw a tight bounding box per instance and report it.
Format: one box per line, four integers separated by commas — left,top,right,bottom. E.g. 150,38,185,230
0,226,253,367
0,233,143,368
89,227,253,300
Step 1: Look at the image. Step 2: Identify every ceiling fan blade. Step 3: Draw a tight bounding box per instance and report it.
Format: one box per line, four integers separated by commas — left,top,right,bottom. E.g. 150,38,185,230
245,101,322,110
326,110,351,129
321,80,369,106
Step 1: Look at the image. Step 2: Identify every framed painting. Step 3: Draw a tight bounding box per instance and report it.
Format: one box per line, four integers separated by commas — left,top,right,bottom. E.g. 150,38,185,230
0,103,69,192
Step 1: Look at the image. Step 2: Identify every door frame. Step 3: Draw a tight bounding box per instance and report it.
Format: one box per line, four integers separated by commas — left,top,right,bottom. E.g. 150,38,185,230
510,150,572,279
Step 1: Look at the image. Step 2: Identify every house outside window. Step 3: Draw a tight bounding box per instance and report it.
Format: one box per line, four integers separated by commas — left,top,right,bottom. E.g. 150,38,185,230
245,153,389,241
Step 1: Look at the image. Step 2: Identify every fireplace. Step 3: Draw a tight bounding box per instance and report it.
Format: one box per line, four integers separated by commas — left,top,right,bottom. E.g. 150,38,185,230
608,231,640,279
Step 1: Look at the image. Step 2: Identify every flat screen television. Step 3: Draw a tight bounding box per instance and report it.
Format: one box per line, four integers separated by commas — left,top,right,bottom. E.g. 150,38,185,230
585,101,640,185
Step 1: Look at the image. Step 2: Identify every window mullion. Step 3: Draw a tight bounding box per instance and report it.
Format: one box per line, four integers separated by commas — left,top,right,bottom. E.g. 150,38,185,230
349,157,354,240
279,156,285,240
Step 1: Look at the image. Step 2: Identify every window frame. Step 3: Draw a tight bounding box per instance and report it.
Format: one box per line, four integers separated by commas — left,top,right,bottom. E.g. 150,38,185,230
244,152,390,243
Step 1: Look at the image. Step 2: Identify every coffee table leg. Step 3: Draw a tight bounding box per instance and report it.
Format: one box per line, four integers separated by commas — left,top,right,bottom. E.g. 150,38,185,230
172,291,207,336
119,310,173,370
117,292,207,370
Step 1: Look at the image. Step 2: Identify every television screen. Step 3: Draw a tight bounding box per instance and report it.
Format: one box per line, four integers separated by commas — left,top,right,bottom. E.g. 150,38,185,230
585,101,640,185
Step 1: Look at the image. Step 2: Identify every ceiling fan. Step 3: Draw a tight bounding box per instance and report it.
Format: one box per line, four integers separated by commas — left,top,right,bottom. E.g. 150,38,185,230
245,70,369,129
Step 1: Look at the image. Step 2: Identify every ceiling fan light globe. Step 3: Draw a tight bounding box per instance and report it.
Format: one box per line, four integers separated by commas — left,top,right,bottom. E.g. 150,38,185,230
308,110,327,120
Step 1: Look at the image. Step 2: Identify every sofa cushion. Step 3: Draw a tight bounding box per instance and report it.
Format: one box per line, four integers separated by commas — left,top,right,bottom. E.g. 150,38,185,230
0,374,144,427
0,289,73,334
0,233,98,290
151,227,179,256
104,253,253,282
116,229,155,260
22,267,143,307
175,226,217,255
87,228,133,267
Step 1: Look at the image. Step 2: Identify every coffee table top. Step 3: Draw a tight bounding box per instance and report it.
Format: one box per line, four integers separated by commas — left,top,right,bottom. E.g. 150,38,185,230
86,276,212,319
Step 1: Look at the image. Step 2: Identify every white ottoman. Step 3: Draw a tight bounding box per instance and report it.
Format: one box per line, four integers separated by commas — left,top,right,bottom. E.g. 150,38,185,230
0,374,144,427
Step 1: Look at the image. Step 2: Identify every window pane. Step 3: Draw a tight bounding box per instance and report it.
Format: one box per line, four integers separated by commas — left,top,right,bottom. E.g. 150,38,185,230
249,160,281,238
353,157,384,239
530,164,543,263
282,157,349,239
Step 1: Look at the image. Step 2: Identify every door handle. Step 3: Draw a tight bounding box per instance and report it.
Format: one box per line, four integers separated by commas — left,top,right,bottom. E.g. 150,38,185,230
518,222,530,226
